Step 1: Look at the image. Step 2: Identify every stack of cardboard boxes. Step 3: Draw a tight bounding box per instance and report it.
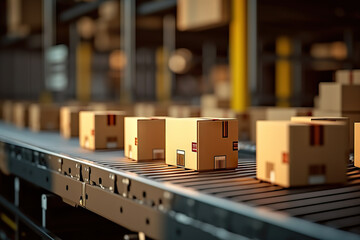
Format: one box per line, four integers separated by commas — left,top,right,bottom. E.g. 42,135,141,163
314,69,360,150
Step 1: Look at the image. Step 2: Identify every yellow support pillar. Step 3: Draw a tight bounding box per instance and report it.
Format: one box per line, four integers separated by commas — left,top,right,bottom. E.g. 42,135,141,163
230,0,248,113
275,36,292,107
76,42,92,103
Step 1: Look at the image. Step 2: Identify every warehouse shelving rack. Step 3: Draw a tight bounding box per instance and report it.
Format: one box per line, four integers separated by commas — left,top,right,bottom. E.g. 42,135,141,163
0,122,359,239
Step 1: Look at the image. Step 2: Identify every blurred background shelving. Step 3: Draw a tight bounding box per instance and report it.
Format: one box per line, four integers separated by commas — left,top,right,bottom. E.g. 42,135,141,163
0,0,359,108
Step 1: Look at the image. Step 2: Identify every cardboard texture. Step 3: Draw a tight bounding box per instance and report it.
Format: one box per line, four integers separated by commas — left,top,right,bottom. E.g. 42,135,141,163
60,106,88,138
355,123,360,168
166,118,238,171
313,109,360,150
200,94,230,109
168,105,200,118
2,101,13,123
257,121,348,187
335,70,360,85
319,82,360,112
266,107,313,120
177,0,229,31
201,108,250,141
134,103,168,117
291,116,350,150
29,104,60,132
124,117,165,161
79,111,126,150
13,102,30,128
249,107,267,143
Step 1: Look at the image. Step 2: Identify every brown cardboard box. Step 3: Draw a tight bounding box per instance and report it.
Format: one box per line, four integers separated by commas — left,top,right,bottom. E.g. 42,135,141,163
13,102,30,128
266,107,313,120
166,118,238,171
134,103,168,117
79,111,126,150
60,106,89,139
249,107,267,143
335,70,360,85
200,94,230,109
256,121,348,187
177,0,229,31
313,109,360,151
2,101,13,123
355,123,360,168
29,104,60,132
168,105,200,118
124,117,165,161
201,108,250,141
319,82,360,112
291,116,350,150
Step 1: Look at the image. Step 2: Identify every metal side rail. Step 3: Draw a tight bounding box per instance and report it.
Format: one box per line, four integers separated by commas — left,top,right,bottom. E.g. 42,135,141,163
0,122,359,240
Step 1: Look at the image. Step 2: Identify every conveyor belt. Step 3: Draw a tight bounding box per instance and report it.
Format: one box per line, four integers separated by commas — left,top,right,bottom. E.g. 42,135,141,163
0,122,359,239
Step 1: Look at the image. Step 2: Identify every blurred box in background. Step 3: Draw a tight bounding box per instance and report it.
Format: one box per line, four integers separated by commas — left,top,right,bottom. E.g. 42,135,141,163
29,104,60,132
134,102,168,117
335,69,360,85
168,105,200,118
200,94,230,109
13,102,31,128
2,101,13,123
177,0,229,31
60,106,88,139
266,107,313,120
319,82,360,112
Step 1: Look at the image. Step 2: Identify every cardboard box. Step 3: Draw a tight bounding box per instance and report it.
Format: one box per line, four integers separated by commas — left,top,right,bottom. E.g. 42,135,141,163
201,108,250,141
249,107,267,143
292,116,350,149
60,106,89,139
177,0,229,31
29,104,60,132
256,121,348,187
168,105,200,118
355,123,360,168
313,96,319,109
2,101,13,123
166,118,238,171
266,107,313,120
313,109,360,150
335,69,360,85
79,111,126,150
13,102,30,128
319,82,360,112
124,117,165,161
200,94,230,109
134,103,168,117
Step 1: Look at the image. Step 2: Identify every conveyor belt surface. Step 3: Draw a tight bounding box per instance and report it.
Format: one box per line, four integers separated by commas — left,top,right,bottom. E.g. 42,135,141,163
0,122,359,239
